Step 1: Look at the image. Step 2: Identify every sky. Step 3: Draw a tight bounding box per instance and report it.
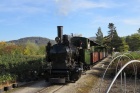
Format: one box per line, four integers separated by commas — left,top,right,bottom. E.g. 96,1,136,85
0,0,140,41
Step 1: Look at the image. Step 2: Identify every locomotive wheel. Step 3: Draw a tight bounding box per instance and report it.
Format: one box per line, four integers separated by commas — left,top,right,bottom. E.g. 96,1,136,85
85,65,92,70
70,70,82,82
76,71,82,80
74,70,82,81
87,65,92,70
90,65,93,69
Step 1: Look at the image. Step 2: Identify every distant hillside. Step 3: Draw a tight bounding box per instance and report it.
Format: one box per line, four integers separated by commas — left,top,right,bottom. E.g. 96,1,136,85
8,37,56,46
89,37,96,41
8,36,96,46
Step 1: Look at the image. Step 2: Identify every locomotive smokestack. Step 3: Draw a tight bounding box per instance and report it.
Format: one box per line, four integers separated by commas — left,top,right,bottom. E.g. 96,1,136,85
57,26,63,42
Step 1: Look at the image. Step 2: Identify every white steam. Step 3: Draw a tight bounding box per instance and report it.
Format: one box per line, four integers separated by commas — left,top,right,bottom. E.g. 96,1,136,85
54,0,108,16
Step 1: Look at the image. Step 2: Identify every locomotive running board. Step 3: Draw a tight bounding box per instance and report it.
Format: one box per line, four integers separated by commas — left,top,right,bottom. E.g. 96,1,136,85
49,78,65,84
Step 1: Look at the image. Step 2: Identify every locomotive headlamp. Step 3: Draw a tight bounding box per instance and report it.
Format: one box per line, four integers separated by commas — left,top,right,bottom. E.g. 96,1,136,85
55,37,60,43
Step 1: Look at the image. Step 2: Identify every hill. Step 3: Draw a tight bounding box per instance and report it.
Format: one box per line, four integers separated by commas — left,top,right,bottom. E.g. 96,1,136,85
89,37,96,41
8,37,56,46
7,36,96,46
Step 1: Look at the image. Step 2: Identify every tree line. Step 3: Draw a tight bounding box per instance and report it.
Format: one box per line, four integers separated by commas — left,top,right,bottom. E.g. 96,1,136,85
96,23,140,53
0,41,45,56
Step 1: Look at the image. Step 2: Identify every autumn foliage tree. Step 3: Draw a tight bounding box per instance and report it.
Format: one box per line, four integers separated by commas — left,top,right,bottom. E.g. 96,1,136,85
24,41,46,55
24,41,38,55
0,41,45,56
0,42,24,55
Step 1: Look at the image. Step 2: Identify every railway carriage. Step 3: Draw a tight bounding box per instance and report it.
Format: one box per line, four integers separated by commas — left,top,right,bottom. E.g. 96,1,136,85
71,37,99,70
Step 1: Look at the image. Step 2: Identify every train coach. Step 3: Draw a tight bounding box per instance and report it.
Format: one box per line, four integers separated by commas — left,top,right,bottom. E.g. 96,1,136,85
44,26,108,83
70,37,107,70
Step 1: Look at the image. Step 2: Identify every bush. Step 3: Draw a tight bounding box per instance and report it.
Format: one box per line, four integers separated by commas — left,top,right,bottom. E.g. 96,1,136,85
0,54,46,82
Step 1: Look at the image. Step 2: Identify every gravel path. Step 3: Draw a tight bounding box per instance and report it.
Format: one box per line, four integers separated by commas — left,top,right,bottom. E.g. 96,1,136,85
89,57,140,93
90,77,140,93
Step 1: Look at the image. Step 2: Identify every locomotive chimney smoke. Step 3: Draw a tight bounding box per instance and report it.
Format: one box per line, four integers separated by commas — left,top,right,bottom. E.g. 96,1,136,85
57,26,63,42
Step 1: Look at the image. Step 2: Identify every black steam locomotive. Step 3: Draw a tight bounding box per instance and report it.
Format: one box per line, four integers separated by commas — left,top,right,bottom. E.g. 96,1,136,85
45,26,107,83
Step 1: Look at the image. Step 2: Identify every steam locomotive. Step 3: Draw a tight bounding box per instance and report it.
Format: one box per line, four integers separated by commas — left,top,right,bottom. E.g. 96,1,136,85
45,26,107,83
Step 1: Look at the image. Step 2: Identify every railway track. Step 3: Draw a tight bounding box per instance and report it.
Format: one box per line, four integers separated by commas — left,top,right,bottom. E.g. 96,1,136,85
9,80,65,93
51,85,64,93
36,84,65,93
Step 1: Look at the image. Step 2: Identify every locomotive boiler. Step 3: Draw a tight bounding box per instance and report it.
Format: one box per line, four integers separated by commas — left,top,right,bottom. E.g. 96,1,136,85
45,26,82,83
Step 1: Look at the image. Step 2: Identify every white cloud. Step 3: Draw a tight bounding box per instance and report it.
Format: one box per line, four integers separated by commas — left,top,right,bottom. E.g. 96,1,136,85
119,0,140,14
0,0,126,15
0,0,48,14
0,0,51,25
123,19,140,25
91,16,121,25
74,0,108,9
54,0,110,16
0,6,45,14
54,0,72,15
54,0,127,16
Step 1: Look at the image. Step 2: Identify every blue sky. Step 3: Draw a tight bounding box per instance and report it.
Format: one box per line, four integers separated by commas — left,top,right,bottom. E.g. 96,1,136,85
0,0,140,41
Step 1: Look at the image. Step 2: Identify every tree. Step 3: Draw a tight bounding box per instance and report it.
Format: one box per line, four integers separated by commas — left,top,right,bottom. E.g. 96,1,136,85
138,28,140,33
106,23,116,54
24,41,39,55
104,23,123,53
126,33,140,51
125,35,131,44
0,41,7,49
111,30,123,52
96,27,103,45
108,23,116,40
38,45,45,55
0,42,24,55
120,37,129,52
